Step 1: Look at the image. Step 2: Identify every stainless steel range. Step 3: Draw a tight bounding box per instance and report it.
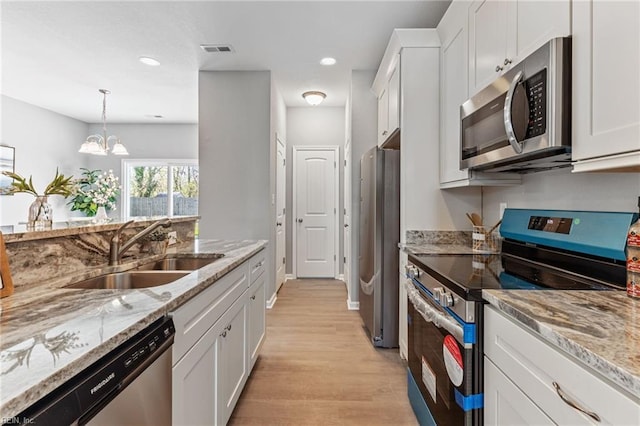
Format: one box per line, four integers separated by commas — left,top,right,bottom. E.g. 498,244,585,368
405,208,638,426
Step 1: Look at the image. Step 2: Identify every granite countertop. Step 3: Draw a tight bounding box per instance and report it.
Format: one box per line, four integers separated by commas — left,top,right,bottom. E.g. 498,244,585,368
483,290,640,399
401,242,476,255
0,239,267,419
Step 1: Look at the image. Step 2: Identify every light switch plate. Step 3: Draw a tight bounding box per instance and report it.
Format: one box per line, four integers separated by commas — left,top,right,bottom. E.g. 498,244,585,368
167,231,178,245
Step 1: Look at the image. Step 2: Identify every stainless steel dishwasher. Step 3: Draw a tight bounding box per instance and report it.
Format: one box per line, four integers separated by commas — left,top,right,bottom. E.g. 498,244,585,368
11,316,175,425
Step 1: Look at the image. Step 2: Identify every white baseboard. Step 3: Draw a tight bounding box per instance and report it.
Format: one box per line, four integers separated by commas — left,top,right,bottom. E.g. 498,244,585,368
347,300,359,310
337,274,344,281
285,274,295,281
266,293,277,309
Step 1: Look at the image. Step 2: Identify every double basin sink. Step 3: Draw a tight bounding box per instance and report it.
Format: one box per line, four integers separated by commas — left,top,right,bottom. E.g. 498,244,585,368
66,254,225,290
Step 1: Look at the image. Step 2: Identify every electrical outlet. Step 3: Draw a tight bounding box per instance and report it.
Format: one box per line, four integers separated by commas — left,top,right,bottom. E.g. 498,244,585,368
167,231,178,246
499,203,508,219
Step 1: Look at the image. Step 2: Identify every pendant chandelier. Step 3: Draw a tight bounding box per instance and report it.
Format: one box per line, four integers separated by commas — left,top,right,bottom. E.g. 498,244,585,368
79,89,129,156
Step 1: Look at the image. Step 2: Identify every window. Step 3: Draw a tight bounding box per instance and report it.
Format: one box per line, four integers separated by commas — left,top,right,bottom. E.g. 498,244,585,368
122,159,198,218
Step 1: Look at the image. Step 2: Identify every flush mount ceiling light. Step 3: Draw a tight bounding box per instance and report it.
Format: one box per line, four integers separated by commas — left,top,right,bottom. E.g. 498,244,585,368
302,91,326,106
320,57,336,66
139,56,161,66
79,89,129,156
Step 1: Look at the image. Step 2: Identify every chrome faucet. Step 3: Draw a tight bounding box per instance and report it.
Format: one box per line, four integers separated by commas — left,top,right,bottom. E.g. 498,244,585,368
109,219,172,266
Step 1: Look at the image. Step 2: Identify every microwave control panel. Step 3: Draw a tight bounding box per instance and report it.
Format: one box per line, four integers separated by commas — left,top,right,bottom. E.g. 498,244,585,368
524,68,547,139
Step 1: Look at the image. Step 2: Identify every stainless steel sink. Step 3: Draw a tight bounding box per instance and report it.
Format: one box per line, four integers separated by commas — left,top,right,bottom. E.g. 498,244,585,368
135,254,224,271
66,271,190,290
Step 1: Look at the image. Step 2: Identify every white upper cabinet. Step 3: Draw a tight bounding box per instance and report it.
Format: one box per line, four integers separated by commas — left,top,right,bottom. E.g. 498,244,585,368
468,0,570,96
439,0,521,188
572,0,640,172
376,55,400,148
377,86,389,146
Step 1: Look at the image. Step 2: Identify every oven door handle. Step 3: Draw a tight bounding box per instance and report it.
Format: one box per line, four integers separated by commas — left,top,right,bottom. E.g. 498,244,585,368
504,70,525,154
406,280,465,345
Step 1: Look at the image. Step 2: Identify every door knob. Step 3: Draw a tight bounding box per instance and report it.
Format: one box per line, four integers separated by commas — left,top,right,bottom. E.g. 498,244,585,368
297,218,303,223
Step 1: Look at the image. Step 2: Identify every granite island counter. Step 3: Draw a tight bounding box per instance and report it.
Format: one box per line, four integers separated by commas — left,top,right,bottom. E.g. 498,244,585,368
0,238,267,420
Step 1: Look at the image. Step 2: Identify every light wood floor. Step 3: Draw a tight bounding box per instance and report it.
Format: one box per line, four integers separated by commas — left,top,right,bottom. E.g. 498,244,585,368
229,279,417,426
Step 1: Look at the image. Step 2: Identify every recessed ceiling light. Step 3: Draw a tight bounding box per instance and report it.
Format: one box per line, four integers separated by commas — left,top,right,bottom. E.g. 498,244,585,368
320,57,336,66
139,56,161,66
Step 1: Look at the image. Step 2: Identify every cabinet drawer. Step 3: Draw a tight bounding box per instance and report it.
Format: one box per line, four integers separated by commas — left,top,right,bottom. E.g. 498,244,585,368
172,264,248,363
484,306,640,425
249,250,266,284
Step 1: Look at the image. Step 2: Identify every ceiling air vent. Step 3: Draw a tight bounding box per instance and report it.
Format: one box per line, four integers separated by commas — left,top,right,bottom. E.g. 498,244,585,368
200,44,235,53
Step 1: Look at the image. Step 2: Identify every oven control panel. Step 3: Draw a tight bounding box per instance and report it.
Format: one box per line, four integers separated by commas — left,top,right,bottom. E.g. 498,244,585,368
433,287,454,308
406,261,475,323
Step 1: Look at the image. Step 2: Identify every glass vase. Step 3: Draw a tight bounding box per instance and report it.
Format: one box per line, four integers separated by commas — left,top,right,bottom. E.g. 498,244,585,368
28,196,52,230
93,206,109,223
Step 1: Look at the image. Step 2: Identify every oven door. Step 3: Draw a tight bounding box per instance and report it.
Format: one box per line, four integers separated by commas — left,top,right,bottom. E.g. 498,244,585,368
406,280,482,425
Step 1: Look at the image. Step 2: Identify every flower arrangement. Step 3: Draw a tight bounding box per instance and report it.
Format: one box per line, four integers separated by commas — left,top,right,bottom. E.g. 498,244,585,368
68,169,121,216
1,168,74,197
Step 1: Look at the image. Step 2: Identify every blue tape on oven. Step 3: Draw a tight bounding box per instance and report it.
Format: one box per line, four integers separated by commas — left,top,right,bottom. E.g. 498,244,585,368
411,277,477,345
454,389,484,411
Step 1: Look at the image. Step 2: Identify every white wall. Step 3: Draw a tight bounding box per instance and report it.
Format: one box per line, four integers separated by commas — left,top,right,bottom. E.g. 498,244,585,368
285,106,345,275
400,48,480,238
198,70,274,297
0,95,89,226
85,123,198,218
483,169,640,223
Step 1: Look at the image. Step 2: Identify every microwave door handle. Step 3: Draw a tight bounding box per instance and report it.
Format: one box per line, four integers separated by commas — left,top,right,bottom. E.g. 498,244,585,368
504,70,525,154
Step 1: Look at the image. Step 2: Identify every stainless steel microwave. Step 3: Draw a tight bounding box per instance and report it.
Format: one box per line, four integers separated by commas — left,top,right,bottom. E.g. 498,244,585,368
460,37,571,173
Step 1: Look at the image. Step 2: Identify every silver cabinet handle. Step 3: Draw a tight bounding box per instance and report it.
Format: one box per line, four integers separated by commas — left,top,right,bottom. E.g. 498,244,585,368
504,58,512,66
251,295,256,300
297,218,303,223
495,65,504,72
226,324,232,332
552,382,601,422
382,130,388,136
221,331,227,338
276,222,282,226
504,70,525,154
344,224,349,228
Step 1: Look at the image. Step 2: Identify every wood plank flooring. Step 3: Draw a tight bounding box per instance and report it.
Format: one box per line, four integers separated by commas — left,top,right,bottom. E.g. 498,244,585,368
229,279,417,426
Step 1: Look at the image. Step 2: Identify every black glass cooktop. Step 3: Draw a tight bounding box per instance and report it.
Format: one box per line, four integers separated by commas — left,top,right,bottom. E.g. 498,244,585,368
408,253,617,301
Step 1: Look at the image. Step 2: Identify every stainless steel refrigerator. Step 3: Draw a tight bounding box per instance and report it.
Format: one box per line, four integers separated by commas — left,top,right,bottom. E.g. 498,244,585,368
358,146,400,348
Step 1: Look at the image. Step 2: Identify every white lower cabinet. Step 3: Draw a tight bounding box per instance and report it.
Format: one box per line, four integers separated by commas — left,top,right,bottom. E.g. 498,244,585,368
172,318,219,426
172,249,266,426
484,357,554,426
484,306,640,425
247,272,266,370
217,295,248,425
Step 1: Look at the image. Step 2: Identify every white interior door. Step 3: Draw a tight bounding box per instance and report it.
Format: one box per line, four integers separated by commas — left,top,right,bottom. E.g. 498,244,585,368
293,146,338,278
343,138,351,290
275,136,286,291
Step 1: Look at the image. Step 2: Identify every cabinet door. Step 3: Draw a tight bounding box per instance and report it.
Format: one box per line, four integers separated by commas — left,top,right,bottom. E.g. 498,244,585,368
439,2,470,185
572,0,640,165
248,273,266,370
507,0,570,62
468,0,508,95
484,357,554,425
377,87,389,146
387,64,400,135
217,296,248,425
172,320,221,426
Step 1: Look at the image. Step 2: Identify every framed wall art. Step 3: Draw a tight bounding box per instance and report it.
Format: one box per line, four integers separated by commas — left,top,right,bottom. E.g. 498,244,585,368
0,145,16,195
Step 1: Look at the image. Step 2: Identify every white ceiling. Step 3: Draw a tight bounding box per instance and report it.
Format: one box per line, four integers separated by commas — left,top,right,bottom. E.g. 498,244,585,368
1,1,450,124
